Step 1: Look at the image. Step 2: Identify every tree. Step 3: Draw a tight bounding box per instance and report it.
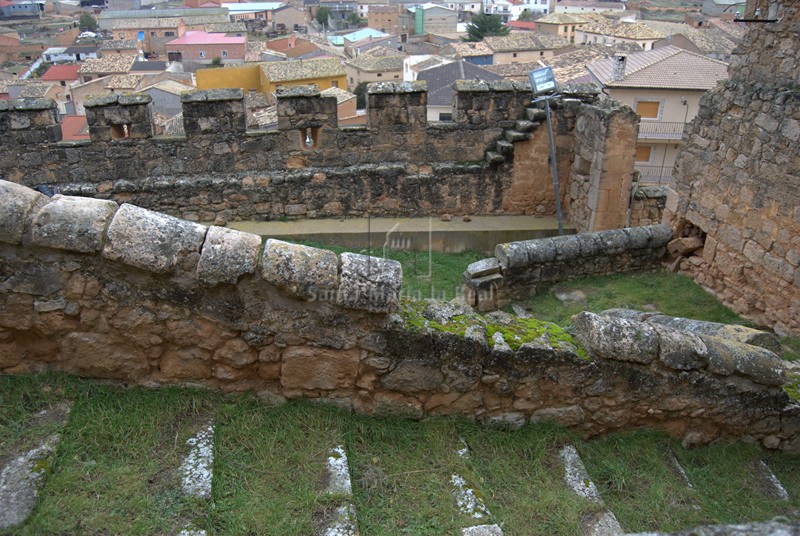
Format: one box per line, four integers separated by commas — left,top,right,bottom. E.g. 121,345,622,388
462,13,509,42
517,9,534,22
316,6,332,27
347,11,362,25
78,12,98,32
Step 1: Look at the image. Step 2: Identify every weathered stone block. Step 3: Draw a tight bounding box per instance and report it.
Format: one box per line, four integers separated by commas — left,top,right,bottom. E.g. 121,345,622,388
60,332,149,379
0,180,44,244
652,324,708,371
572,311,658,364
701,335,785,386
280,346,359,390
102,204,207,274
337,252,402,313
260,239,338,300
31,195,118,253
381,360,443,392
530,405,585,426
197,226,261,285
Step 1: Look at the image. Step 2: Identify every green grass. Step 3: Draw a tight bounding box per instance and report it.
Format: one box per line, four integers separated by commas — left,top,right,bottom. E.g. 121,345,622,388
212,399,349,535
298,241,483,301
1,375,799,535
521,271,744,328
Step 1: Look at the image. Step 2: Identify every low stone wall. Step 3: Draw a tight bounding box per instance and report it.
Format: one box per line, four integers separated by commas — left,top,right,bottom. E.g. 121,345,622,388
2,182,795,452
462,224,672,310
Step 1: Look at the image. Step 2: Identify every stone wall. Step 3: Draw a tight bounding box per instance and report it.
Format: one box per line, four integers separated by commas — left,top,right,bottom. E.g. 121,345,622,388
462,224,672,310
0,82,639,231
629,185,668,228
1,182,797,452
665,0,800,336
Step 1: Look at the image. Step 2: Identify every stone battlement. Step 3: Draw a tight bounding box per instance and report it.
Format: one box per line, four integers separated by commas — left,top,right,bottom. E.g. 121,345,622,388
0,82,638,232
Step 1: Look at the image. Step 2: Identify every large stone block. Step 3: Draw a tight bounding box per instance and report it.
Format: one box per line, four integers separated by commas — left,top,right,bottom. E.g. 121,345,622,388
31,195,118,253
197,226,261,285
336,252,402,313
0,180,44,244
280,346,359,390
701,335,785,386
260,239,338,300
102,204,207,274
60,332,150,379
572,311,658,364
381,359,443,392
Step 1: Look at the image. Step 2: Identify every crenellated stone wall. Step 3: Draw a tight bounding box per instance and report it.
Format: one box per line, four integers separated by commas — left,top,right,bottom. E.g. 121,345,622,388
0,82,639,231
665,0,800,336
1,182,797,452
462,224,672,311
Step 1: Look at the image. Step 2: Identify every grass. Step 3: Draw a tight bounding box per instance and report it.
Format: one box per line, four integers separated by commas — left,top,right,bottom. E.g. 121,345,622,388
1,374,799,535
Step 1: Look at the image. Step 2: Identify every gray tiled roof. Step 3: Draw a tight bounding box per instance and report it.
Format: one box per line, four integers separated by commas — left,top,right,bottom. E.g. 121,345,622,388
485,32,569,53
586,44,729,89
417,60,503,106
347,54,404,73
262,57,345,82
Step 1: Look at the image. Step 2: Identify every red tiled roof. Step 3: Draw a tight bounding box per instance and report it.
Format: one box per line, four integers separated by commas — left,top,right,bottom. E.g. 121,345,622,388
60,115,90,141
40,64,80,81
508,21,537,30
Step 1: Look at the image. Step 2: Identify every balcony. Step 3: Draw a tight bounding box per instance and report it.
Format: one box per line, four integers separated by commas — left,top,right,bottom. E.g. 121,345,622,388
634,165,674,186
637,121,686,141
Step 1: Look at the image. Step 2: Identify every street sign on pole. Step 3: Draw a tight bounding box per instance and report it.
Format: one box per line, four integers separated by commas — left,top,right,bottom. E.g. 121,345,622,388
528,66,564,236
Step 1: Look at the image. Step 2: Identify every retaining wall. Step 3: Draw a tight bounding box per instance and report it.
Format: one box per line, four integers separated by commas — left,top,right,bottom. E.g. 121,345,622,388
462,224,672,310
1,182,797,452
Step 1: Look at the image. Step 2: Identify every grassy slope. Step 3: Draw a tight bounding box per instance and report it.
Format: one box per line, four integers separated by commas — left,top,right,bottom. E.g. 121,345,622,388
1,377,799,535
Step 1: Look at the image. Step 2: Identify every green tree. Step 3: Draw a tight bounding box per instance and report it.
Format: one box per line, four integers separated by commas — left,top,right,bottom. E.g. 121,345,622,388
347,11,362,25
78,12,98,32
462,13,509,42
517,9,534,22
316,6,332,27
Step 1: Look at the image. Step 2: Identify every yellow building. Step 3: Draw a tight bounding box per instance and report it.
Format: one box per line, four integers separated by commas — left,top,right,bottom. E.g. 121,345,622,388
196,58,346,103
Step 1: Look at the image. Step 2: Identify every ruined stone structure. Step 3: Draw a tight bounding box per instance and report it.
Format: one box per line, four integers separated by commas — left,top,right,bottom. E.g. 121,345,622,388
0,82,639,233
1,181,797,452
462,224,672,310
666,0,800,336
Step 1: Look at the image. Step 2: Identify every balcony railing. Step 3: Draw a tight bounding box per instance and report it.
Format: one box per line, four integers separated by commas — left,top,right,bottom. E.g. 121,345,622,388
638,121,686,140
634,165,674,185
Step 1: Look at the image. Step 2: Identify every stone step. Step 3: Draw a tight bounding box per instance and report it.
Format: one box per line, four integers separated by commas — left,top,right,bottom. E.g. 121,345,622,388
178,422,215,535
526,108,547,122
485,151,506,165
558,444,623,536
317,445,359,535
515,120,538,133
504,130,530,143
495,140,515,155
0,401,72,531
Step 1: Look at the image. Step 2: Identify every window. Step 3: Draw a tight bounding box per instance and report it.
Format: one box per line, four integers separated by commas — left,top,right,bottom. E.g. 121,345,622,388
635,145,652,162
539,51,544,56
635,100,661,120
165,31,175,37
512,52,518,58
199,50,206,58
377,73,382,77
221,50,228,58
438,112,453,121
150,31,156,37
119,33,124,39
331,80,338,88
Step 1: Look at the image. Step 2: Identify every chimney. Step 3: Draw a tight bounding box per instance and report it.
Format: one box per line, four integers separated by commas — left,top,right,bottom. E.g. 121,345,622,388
611,53,627,82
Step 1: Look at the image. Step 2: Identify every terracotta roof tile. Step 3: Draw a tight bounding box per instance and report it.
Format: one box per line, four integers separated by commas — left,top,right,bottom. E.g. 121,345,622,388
60,115,90,141
40,64,80,81
78,54,137,75
485,32,569,52
347,54,404,72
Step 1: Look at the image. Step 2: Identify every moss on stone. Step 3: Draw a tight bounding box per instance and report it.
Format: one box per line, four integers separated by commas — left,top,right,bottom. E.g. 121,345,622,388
398,298,588,360
784,371,800,403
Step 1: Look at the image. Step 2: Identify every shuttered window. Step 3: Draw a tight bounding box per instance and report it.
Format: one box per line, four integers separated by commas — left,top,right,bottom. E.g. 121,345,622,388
635,145,652,162
636,100,661,119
